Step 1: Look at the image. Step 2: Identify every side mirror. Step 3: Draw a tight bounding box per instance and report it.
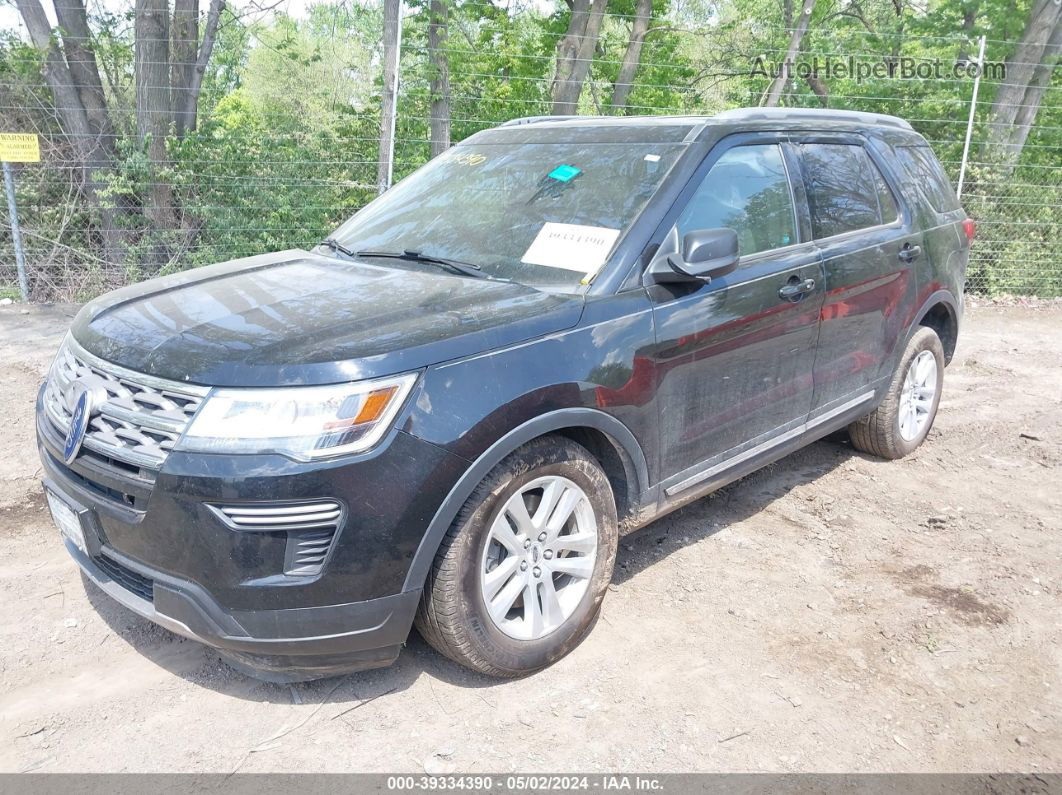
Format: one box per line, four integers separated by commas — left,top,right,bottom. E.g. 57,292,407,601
647,227,739,285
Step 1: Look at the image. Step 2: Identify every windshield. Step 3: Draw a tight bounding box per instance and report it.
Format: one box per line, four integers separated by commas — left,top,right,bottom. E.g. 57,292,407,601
328,141,686,291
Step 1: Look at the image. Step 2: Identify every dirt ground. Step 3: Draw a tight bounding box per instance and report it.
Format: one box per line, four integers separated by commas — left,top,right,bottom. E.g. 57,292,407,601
0,301,1059,774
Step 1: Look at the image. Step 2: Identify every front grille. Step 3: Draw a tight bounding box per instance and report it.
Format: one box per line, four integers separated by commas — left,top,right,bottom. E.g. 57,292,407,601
43,337,209,472
94,553,154,602
210,500,344,576
53,453,138,507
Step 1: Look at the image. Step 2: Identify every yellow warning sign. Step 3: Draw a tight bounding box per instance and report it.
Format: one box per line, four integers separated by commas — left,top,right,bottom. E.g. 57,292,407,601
0,133,40,163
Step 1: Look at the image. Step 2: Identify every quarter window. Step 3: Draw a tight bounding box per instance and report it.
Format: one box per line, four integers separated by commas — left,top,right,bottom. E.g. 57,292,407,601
800,143,897,239
896,145,961,213
674,144,796,257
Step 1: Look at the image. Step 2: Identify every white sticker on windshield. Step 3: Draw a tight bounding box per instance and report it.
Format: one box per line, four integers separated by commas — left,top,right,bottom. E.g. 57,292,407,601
521,223,621,275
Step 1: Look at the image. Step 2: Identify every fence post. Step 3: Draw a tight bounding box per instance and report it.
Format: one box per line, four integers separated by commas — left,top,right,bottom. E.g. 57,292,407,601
2,161,29,302
957,34,986,200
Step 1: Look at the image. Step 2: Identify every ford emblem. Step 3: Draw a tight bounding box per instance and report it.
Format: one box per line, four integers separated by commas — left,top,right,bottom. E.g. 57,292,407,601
63,385,95,465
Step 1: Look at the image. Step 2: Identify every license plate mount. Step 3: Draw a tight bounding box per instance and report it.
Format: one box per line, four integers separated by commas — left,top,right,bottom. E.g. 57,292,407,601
45,488,87,556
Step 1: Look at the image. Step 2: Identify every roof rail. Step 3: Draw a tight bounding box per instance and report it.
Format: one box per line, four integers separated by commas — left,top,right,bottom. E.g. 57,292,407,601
713,107,913,131
497,115,587,127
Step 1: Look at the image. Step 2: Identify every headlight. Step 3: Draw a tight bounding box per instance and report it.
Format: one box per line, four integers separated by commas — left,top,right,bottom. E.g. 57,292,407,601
176,373,417,459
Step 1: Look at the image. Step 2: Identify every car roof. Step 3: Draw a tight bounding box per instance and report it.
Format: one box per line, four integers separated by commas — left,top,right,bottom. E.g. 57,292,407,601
468,108,920,146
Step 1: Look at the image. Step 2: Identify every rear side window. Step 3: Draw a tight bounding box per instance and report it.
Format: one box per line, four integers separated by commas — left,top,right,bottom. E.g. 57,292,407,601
896,145,961,213
675,144,796,256
800,143,897,239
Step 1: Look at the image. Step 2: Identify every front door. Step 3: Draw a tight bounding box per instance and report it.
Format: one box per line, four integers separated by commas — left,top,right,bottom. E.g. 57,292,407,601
645,138,825,487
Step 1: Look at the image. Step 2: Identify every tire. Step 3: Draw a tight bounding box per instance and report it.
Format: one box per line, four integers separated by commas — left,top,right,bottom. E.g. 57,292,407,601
848,326,945,460
415,435,619,678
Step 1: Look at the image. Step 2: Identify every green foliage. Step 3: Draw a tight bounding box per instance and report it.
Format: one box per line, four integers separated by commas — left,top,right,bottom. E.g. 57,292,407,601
1,0,1060,298
170,89,379,269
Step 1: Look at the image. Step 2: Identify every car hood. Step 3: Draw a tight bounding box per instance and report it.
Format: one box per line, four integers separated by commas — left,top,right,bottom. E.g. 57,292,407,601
71,249,584,387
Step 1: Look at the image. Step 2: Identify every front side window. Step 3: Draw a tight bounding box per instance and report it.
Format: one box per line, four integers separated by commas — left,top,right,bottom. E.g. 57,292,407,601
328,141,686,291
800,143,896,239
674,144,796,257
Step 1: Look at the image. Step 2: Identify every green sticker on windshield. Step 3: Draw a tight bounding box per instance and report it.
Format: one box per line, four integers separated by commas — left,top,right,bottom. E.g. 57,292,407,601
547,164,581,182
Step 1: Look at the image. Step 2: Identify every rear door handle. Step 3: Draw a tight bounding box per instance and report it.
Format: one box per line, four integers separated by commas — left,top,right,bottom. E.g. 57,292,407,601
779,277,816,301
898,244,922,263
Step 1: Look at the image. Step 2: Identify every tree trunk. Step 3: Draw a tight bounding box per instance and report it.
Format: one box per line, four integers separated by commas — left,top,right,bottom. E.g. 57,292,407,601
958,1,978,62
178,0,224,136
427,0,450,157
171,0,198,136
986,0,1062,166
378,0,402,193
136,0,177,238
806,73,829,105
551,0,607,115
551,0,590,113
16,0,126,263
53,0,116,149
762,0,816,106
609,0,651,114
1000,16,1062,162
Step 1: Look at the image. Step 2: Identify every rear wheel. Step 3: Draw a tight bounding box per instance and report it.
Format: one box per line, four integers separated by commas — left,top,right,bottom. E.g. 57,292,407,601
415,436,618,677
848,326,945,459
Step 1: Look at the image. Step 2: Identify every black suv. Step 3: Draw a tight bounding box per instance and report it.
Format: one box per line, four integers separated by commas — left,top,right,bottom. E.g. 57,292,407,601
37,109,971,681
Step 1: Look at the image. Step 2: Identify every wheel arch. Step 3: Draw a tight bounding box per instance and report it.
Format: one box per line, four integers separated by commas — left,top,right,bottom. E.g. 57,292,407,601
911,290,959,364
402,408,650,593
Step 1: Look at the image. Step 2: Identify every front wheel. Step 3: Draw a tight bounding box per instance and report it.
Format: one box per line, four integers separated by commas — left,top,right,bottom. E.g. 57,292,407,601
415,436,618,677
848,326,945,459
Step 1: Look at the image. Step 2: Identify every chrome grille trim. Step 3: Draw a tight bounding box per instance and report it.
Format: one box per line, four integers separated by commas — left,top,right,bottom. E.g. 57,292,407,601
43,335,209,471
211,500,344,530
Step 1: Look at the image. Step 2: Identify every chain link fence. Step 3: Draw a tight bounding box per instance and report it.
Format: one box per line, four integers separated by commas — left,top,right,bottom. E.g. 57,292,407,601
0,12,1060,301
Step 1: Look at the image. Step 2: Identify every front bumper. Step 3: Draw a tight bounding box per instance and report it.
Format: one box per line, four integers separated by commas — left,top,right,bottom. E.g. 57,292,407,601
57,516,419,680
37,386,467,680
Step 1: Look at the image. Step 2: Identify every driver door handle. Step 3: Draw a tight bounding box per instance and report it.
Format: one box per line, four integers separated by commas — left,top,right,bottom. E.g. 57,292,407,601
778,277,816,301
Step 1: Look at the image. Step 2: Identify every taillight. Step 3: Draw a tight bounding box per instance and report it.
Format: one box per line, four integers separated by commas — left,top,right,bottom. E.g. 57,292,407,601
962,218,976,243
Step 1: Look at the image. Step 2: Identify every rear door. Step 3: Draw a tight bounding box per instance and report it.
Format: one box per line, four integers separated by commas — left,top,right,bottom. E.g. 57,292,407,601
792,136,920,417
645,135,825,487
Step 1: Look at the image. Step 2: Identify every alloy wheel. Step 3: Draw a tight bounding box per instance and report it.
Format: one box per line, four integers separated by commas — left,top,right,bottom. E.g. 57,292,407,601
898,349,938,441
479,475,598,640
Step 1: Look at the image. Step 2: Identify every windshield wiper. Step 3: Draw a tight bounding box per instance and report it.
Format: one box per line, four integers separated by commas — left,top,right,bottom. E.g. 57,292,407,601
320,238,357,258
355,249,489,280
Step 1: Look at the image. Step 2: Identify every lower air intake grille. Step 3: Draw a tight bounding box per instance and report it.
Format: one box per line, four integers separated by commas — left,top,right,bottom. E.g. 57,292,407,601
286,528,339,575
209,500,344,577
95,554,154,602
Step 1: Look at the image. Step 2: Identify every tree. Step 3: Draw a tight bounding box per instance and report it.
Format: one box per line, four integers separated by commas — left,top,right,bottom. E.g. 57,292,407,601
986,0,1062,167
551,0,609,114
378,0,402,192
136,0,175,230
15,0,225,264
172,0,224,136
762,0,816,106
427,0,450,156
609,0,652,113
16,0,125,262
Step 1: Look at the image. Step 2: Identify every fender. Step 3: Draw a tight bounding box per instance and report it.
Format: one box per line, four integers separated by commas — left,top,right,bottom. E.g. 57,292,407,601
401,408,650,593
881,288,959,377
911,288,960,336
